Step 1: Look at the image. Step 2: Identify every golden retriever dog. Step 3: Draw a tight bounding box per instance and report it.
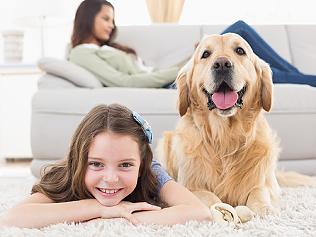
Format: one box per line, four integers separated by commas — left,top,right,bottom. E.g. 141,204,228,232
157,33,313,220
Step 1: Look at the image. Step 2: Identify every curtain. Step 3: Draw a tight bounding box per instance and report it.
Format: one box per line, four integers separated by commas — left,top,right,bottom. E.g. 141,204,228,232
145,0,185,23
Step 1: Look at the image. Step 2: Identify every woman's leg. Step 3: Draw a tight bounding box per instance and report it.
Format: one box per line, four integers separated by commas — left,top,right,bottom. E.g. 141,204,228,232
222,20,299,73
272,67,316,87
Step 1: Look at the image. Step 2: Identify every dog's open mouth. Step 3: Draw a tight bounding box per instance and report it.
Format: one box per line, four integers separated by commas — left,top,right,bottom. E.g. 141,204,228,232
202,82,246,111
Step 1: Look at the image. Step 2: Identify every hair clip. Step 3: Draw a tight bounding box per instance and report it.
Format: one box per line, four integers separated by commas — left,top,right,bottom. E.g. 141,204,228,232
132,111,153,144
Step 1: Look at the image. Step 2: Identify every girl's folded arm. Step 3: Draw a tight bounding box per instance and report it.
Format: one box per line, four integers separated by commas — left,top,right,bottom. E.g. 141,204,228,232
0,193,162,228
0,192,103,228
132,180,212,225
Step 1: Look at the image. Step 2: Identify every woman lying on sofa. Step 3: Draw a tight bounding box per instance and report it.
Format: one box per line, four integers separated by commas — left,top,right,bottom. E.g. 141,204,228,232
69,0,316,88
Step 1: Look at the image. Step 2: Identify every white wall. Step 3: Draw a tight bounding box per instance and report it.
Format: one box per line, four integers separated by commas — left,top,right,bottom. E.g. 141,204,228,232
0,0,316,63
0,0,81,63
180,0,316,24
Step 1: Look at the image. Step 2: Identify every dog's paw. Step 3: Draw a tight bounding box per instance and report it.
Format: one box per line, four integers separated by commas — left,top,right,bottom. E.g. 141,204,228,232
210,203,240,225
235,206,255,223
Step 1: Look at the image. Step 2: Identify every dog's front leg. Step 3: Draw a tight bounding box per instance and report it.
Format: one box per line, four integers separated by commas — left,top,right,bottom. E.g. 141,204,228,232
176,167,221,206
246,186,276,216
192,190,221,207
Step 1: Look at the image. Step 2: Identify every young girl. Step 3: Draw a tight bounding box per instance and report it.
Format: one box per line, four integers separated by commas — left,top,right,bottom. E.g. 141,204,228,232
0,104,211,228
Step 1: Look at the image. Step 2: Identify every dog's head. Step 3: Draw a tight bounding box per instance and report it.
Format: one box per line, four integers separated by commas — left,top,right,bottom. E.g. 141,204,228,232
177,33,273,117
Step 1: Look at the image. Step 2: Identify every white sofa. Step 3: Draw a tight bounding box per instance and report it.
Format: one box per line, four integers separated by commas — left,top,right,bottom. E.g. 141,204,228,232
31,24,316,177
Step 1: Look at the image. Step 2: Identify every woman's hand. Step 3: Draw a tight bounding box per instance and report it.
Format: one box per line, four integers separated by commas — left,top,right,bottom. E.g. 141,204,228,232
100,201,161,224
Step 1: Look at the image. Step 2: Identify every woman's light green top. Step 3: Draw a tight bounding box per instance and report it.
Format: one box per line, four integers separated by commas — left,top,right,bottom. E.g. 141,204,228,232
69,44,178,88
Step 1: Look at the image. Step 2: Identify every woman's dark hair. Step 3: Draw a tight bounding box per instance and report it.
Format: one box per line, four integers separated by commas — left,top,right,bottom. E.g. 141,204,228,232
71,0,136,55
32,104,164,207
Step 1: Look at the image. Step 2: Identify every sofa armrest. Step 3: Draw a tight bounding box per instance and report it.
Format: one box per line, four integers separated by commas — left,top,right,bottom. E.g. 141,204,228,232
38,57,103,88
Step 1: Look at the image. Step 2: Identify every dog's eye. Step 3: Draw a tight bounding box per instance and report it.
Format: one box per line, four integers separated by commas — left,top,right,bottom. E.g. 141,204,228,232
201,50,211,59
235,47,246,55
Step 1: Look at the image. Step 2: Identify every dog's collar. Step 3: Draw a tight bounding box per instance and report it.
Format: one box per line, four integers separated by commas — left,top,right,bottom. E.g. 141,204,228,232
202,87,246,111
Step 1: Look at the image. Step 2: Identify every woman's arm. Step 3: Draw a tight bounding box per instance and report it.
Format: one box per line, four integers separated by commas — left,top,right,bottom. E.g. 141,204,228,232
132,180,212,225
0,193,161,228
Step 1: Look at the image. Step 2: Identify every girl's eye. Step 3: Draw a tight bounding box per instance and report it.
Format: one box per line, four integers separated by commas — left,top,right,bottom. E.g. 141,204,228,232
119,163,133,168
235,47,246,55
88,161,103,168
201,50,211,59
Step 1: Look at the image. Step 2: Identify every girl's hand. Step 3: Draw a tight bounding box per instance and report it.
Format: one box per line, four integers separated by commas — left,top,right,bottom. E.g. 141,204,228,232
101,201,161,224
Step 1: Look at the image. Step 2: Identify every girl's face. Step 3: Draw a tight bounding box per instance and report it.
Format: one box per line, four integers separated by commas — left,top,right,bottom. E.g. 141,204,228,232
85,131,141,206
92,5,114,43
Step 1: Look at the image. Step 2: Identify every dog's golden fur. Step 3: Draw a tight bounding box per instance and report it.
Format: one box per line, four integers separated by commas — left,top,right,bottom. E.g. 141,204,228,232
157,33,282,215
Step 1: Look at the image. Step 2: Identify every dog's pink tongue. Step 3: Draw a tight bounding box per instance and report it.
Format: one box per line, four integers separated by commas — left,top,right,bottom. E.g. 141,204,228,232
211,91,238,110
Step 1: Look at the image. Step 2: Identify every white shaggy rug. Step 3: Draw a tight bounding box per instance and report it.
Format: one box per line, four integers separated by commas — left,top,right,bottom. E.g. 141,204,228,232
0,176,316,237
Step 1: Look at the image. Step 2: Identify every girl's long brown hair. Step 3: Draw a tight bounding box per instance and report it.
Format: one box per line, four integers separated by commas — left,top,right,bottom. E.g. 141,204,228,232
71,0,136,55
32,104,164,206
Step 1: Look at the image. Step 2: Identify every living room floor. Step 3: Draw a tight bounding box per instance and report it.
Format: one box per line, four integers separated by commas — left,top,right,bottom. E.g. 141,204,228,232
0,159,32,178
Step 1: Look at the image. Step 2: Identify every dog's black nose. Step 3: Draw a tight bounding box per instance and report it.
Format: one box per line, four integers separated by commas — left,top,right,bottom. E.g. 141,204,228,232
212,57,233,72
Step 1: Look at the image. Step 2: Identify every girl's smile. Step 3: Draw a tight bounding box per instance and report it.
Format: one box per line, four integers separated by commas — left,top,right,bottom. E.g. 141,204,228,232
96,188,122,197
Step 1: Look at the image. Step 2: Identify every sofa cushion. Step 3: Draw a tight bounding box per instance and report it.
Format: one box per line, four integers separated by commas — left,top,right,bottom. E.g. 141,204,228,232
116,25,200,69
201,25,292,63
286,25,316,75
272,84,316,113
32,87,178,114
32,84,316,115
38,57,103,88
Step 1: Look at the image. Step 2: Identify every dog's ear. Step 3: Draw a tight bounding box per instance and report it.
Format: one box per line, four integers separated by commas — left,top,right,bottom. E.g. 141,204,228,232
255,57,273,112
176,58,193,116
